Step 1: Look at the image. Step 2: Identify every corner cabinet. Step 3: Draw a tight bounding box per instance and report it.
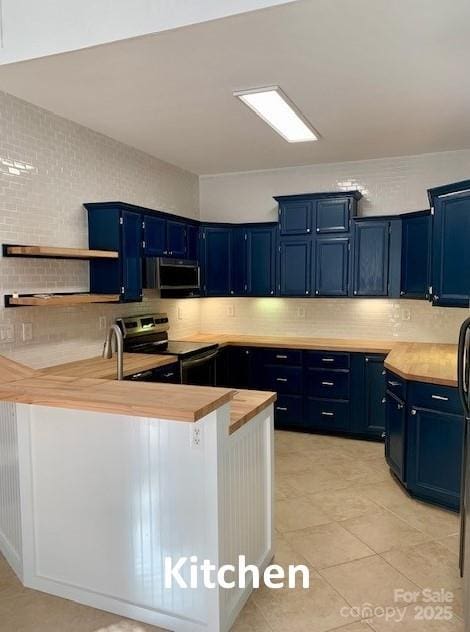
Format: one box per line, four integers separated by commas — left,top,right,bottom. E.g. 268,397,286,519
400,211,431,299
86,203,143,302
428,181,470,307
201,226,232,296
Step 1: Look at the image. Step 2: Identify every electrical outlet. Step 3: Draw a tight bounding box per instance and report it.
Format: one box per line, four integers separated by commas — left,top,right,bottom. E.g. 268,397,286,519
99,316,107,330
22,322,33,342
190,425,203,449
177,307,183,321
0,325,14,343
296,306,306,319
227,304,235,317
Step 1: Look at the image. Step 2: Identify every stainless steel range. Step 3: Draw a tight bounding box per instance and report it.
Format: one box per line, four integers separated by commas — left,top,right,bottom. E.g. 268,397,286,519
117,313,219,386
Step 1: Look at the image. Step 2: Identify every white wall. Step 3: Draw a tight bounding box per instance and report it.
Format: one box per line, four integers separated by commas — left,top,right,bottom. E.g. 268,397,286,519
199,150,470,222
0,0,297,65
0,90,200,367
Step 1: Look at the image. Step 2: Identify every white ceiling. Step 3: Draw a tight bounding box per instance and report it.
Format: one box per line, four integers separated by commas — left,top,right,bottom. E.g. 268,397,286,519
0,0,469,175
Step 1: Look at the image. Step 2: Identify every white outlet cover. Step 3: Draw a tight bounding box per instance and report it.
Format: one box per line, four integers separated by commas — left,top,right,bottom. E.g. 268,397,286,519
296,306,306,319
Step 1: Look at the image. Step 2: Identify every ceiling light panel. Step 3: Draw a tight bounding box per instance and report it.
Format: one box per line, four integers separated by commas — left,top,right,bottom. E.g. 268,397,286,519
234,86,318,143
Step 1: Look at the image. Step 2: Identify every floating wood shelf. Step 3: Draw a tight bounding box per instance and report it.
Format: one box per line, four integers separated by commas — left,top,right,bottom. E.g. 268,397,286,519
5,293,120,307
3,244,118,260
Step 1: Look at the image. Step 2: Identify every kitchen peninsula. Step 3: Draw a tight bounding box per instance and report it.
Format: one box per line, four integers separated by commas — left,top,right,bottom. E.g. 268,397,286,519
0,355,275,632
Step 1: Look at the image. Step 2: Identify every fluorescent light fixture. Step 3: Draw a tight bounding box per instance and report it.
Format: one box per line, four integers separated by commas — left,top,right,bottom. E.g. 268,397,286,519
234,86,318,143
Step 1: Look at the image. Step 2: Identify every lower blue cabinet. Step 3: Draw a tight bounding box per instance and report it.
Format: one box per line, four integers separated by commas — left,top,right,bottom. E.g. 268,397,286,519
385,389,407,482
274,394,304,429
305,398,351,432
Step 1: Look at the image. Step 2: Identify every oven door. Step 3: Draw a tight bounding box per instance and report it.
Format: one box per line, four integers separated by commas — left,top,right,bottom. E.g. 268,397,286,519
181,349,218,387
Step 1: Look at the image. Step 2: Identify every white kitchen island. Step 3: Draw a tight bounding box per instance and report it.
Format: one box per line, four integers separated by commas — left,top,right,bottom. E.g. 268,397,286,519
0,357,275,632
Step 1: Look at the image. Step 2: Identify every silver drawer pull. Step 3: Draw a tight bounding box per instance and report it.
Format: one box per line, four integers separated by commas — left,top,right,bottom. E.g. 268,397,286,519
276,354,288,359
397,403,404,410
321,358,335,362
276,377,288,382
321,381,334,386
276,406,288,411
431,394,449,401
163,372,175,378
411,409,417,415
388,380,400,387
321,411,335,417
382,397,386,404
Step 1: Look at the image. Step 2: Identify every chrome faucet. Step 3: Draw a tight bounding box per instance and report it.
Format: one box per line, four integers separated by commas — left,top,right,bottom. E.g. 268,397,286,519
102,324,124,380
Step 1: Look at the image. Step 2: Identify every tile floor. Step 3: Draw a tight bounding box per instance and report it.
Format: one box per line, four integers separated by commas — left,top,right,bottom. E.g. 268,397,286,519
0,431,463,631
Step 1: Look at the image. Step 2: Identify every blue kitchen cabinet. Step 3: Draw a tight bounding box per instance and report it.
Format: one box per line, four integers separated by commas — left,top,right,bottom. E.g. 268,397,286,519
364,355,387,437
400,212,431,299
353,220,390,296
186,223,200,261
314,236,349,296
316,197,351,234
277,199,313,235
385,387,406,482
428,181,470,307
230,227,247,296
167,220,187,258
228,347,262,390
245,225,277,296
201,226,232,296
86,203,143,302
143,215,166,256
278,236,312,296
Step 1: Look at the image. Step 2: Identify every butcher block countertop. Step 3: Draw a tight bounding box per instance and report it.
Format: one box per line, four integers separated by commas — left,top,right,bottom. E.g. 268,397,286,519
178,333,396,354
179,333,459,387
384,342,459,387
0,356,276,429
39,352,177,380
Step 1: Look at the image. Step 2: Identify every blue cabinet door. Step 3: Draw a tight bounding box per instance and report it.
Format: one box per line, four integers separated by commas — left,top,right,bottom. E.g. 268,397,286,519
401,214,430,298
246,226,276,296
229,227,247,296
186,224,200,261
167,220,187,258
364,355,386,437
314,237,349,296
353,221,389,296
202,227,231,296
407,406,464,510
432,192,470,307
143,215,167,256
385,390,406,482
316,198,350,234
121,211,143,301
279,200,313,235
279,237,312,296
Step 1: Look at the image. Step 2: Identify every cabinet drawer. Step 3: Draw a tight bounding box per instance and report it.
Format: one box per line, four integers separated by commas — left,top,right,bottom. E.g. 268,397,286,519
409,382,462,416
262,348,303,365
385,371,406,400
274,395,304,426
263,365,303,394
154,363,180,383
305,398,351,432
306,368,350,400
306,351,350,369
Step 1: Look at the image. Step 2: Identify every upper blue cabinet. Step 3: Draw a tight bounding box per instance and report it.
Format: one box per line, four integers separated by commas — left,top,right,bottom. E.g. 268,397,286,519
143,215,197,259
278,199,313,235
400,211,431,299
143,215,166,256
201,226,232,296
245,225,277,296
352,217,401,297
316,197,352,234
428,180,470,308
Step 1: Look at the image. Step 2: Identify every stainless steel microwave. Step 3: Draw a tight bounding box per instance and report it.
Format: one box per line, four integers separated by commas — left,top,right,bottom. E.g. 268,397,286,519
144,257,200,297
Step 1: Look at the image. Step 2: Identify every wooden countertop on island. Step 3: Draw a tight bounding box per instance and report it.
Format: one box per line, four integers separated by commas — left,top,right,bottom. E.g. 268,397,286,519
39,352,177,380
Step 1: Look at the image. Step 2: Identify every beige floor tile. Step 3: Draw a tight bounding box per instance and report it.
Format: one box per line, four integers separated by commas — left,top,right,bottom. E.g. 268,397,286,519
320,555,421,610
329,623,374,632
381,540,463,593
284,467,352,496
252,574,359,632
285,522,374,570
437,534,461,556
273,535,318,570
340,508,430,553
276,496,332,533
230,597,273,631
309,488,382,522
276,451,317,475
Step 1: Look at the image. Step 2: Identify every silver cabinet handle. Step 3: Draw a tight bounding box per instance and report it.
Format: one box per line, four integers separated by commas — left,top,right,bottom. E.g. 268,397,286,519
411,409,417,415
163,372,175,378
321,411,334,417
382,397,386,404
276,354,288,359
382,370,386,375
276,377,288,382
432,394,449,401
321,381,334,386
321,358,335,363
388,380,400,387
305,290,309,295
276,406,288,411
397,403,404,410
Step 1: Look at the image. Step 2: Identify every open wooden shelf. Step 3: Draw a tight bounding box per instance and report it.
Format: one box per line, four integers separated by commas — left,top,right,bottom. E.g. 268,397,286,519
3,244,118,260
5,293,120,307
